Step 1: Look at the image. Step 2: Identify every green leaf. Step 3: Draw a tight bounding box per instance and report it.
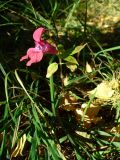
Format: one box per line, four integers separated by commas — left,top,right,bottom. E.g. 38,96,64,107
64,56,78,65
70,43,86,55
98,131,112,137
95,45,120,57
0,130,6,157
58,44,86,59
112,142,120,148
75,150,83,160
27,133,32,143
59,136,67,143
46,62,58,78
29,131,38,159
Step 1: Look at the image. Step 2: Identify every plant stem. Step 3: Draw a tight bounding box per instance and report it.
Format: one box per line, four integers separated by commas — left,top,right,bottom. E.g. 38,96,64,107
50,75,56,116
49,57,56,116
84,0,88,39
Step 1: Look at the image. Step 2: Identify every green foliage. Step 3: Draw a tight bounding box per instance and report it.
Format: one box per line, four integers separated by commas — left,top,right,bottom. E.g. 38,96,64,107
0,0,120,159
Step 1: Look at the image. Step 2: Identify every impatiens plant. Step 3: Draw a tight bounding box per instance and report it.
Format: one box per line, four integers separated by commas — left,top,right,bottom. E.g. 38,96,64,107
20,27,58,66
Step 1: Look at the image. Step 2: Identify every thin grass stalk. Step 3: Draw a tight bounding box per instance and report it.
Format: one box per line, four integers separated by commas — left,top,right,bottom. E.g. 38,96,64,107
81,90,96,122
50,76,56,116
49,57,56,116
0,130,6,157
84,0,88,40
15,69,45,119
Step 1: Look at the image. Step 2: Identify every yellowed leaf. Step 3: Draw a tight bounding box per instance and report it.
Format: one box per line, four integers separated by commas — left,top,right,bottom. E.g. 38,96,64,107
11,134,26,157
66,62,77,72
64,56,78,65
88,81,114,99
63,76,69,86
86,62,93,73
46,62,58,78
71,43,86,55
75,131,90,139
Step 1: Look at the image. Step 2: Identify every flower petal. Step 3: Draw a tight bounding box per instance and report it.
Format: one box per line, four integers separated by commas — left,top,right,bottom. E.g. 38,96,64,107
33,27,45,42
43,41,58,54
20,54,28,61
26,48,43,66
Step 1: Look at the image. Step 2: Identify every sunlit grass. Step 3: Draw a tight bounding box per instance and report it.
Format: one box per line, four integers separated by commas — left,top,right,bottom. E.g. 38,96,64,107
0,0,120,159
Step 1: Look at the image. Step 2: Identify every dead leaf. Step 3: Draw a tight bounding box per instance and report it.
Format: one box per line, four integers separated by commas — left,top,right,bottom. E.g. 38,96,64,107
75,131,90,139
86,62,93,73
66,63,77,72
88,81,115,100
59,91,78,111
106,124,120,142
11,134,26,157
76,103,102,128
63,76,69,86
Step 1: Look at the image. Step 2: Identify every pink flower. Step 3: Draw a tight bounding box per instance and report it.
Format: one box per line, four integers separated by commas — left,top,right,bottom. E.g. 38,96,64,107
20,27,57,66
